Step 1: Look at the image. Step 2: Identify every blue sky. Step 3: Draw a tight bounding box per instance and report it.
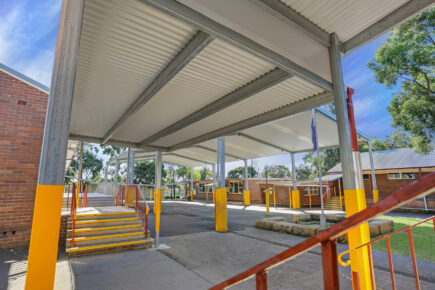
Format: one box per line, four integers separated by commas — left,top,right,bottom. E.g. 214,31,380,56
0,0,400,174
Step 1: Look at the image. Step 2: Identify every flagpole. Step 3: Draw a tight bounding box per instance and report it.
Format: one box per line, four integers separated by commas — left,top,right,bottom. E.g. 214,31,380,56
312,109,326,227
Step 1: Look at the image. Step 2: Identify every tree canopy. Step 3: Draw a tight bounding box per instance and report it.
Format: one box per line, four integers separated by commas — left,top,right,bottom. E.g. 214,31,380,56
262,165,290,178
70,145,103,181
199,167,213,180
227,166,258,178
368,7,434,154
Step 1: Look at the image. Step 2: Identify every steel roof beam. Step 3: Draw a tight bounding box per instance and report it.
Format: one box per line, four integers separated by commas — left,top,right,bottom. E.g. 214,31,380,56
101,30,214,144
343,0,434,54
195,145,245,161
140,0,333,93
169,92,332,151
139,68,290,146
238,132,292,153
251,0,331,48
69,134,169,151
169,153,214,165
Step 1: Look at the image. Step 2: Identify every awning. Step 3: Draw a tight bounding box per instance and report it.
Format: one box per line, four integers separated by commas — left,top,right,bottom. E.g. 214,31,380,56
112,108,369,167
67,0,432,153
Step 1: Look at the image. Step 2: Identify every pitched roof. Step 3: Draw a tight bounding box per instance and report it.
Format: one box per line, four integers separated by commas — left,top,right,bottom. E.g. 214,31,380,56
328,148,435,173
0,62,49,94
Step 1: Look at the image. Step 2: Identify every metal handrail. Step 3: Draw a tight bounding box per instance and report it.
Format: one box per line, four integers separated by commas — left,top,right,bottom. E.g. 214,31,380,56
115,184,150,239
338,215,435,290
210,172,435,289
71,183,77,247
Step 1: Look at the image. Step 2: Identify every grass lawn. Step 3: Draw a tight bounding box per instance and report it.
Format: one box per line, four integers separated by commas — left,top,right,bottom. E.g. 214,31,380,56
371,215,435,262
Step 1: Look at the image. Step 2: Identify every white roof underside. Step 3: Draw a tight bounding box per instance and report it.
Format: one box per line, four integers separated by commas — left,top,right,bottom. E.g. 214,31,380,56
114,110,368,167
69,0,431,154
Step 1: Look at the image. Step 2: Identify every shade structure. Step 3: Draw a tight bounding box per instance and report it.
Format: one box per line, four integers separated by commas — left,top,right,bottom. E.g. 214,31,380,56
113,109,370,168
67,0,433,152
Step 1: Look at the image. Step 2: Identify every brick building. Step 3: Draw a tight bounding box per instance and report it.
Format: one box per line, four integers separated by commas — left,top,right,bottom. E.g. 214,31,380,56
194,178,326,207
328,148,435,210
0,63,78,249
0,63,51,248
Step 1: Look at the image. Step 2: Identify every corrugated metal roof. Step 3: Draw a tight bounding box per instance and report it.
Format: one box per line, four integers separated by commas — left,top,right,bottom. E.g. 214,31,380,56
113,109,369,168
280,0,409,41
329,148,435,173
70,0,196,138
112,38,274,142
152,76,324,147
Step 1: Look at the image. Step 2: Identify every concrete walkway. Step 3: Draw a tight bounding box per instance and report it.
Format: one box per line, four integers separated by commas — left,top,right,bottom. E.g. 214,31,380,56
3,201,434,289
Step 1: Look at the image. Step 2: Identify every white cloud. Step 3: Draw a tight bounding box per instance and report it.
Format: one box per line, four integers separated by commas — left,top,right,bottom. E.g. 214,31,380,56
0,0,61,86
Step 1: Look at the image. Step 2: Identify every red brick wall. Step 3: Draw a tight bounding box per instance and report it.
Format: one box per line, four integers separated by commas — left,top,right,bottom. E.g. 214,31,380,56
0,71,48,248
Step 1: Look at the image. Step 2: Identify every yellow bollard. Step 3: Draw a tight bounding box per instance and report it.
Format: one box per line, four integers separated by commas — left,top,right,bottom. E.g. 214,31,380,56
288,189,292,208
373,189,379,203
244,190,250,206
309,192,312,208
215,188,227,232
339,190,343,209
265,189,270,215
190,190,193,201
150,189,153,201
273,190,276,208
155,188,162,234
291,190,300,209
206,191,208,201
213,191,215,203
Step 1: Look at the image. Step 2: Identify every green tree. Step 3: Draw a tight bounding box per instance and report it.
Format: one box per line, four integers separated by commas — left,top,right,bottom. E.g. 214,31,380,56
295,165,313,180
99,144,124,158
359,132,411,152
199,167,213,180
70,145,103,180
303,148,341,178
262,165,290,178
368,7,434,154
133,160,167,184
227,166,258,178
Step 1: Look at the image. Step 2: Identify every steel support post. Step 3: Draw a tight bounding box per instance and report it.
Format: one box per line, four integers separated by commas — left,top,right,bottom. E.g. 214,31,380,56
216,137,227,232
243,159,250,206
130,149,135,184
114,158,119,194
330,33,374,290
290,152,300,209
126,148,132,184
313,109,326,227
76,142,84,208
368,141,379,203
25,0,84,288
212,164,216,203
154,151,162,247
190,167,194,201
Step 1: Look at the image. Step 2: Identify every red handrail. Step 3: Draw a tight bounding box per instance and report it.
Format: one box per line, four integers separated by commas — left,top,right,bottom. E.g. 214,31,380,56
210,172,435,289
71,183,77,247
115,185,150,239
338,215,435,290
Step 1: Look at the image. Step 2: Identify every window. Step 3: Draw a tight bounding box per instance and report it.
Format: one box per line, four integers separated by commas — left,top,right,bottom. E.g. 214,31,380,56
199,184,212,193
388,172,415,180
229,182,243,193
303,187,319,196
402,173,415,179
363,174,370,180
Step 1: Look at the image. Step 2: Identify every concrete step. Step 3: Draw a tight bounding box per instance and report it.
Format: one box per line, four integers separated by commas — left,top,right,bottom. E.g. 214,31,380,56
67,224,145,238
66,231,145,247
66,238,153,257
75,211,136,221
68,217,141,229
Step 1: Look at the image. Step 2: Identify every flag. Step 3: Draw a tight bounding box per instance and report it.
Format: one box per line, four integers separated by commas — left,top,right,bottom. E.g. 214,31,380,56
311,110,318,152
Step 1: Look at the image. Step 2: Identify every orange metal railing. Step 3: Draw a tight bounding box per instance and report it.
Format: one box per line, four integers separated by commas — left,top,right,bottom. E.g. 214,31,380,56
115,184,150,239
338,215,435,290
210,172,435,290
70,183,77,247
